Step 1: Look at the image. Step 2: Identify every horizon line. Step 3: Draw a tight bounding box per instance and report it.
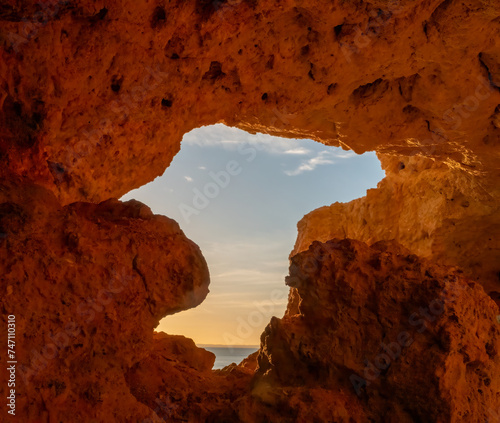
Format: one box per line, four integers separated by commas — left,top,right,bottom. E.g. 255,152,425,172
198,344,260,349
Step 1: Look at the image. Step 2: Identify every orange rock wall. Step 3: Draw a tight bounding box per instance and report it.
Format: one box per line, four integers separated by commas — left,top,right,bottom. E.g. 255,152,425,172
258,240,500,422
293,155,500,294
0,0,499,203
0,0,499,422
0,179,209,421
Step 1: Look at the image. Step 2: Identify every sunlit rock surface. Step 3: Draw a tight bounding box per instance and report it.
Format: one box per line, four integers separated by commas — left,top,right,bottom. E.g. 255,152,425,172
0,0,499,421
293,155,500,295
0,0,499,205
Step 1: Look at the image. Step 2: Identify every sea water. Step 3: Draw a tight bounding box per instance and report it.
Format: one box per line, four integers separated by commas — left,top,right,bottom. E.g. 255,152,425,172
201,347,258,370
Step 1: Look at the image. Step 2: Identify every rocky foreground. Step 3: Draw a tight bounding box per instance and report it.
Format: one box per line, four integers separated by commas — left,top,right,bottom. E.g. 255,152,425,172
0,0,499,421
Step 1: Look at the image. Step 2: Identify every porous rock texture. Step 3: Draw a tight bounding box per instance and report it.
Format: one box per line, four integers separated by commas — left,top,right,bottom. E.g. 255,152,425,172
0,178,210,421
0,0,500,422
0,0,499,205
261,239,500,423
293,154,500,296
114,240,500,423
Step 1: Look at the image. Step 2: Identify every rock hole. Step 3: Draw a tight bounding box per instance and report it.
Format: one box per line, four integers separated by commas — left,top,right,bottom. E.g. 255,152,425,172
327,83,337,95
88,8,108,24
202,61,225,82
266,55,274,69
351,78,389,106
13,101,22,116
161,98,173,108
121,124,384,368
111,76,123,93
308,64,315,80
334,24,343,38
95,8,108,20
151,6,167,29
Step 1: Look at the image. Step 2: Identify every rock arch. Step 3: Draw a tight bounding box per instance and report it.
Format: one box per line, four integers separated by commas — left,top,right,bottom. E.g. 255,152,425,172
0,0,499,421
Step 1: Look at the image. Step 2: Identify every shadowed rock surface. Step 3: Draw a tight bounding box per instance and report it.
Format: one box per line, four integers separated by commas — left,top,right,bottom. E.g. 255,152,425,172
0,179,209,421
0,0,499,421
260,239,500,422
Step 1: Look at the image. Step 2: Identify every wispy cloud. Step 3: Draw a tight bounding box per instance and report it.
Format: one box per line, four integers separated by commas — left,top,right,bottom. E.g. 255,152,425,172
183,124,357,176
334,150,358,159
183,124,314,156
284,147,311,155
184,176,193,182
285,150,355,176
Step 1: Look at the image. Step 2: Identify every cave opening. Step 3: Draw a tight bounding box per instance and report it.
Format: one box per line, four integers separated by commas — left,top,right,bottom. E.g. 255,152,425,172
122,124,384,368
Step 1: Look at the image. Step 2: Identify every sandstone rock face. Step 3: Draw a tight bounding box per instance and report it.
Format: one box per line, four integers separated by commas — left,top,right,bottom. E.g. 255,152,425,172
1,0,500,422
0,0,499,205
257,239,500,423
293,155,500,295
0,179,209,421
126,332,254,423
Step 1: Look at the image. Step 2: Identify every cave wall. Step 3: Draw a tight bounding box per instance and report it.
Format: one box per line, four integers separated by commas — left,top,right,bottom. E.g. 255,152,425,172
258,239,500,423
0,0,499,422
1,0,499,203
293,155,500,295
0,178,210,421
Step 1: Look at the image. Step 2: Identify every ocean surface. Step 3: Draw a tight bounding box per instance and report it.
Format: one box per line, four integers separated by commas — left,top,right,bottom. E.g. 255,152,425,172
201,347,258,370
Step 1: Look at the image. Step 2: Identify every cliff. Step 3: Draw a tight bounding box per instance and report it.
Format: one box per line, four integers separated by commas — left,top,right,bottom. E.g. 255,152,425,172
0,0,499,421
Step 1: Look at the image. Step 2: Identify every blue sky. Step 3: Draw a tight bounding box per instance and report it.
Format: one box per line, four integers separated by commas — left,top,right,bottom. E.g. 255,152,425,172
122,124,384,346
